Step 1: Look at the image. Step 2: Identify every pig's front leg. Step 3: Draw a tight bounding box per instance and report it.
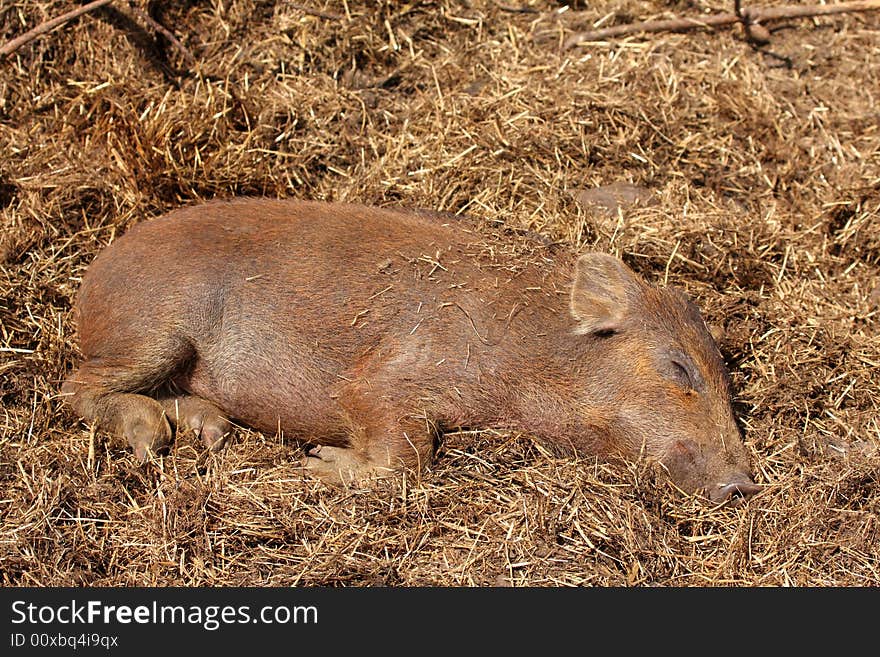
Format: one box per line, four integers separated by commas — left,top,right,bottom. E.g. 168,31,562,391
302,392,437,486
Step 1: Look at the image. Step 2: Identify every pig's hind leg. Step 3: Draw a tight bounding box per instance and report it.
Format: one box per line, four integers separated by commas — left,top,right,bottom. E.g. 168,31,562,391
63,362,173,462
158,394,231,451
62,336,196,461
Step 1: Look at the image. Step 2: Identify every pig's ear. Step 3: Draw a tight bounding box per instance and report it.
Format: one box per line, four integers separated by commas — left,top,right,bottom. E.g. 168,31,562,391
570,253,640,334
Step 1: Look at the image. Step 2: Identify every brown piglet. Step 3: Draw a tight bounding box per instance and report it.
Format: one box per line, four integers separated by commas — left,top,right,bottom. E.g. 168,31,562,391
62,199,760,502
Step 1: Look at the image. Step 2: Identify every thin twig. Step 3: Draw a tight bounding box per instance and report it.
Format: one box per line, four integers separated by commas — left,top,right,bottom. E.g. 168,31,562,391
127,3,195,65
0,0,114,58
564,0,880,49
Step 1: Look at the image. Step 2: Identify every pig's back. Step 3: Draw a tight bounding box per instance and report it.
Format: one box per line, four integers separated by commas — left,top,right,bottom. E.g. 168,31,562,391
77,199,470,343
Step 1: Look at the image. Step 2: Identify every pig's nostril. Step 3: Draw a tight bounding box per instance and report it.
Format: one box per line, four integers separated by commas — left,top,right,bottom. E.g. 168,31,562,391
712,480,762,503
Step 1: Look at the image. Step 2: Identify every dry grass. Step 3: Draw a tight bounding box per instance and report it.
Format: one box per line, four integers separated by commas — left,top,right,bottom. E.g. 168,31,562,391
1,0,878,587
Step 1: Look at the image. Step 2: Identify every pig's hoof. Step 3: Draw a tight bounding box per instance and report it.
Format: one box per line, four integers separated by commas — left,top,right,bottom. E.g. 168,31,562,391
302,446,354,486
162,397,232,452
126,414,172,463
302,446,393,487
190,411,231,451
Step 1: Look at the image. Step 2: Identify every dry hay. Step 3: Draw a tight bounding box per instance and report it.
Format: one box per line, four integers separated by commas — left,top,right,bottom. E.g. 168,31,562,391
1,0,878,587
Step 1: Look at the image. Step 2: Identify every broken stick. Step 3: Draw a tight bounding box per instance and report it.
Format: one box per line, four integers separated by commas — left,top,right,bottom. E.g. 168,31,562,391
564,0,880,49
0,0,114,58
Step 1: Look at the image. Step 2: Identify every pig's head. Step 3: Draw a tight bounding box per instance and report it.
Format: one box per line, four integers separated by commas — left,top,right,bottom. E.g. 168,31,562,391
567,252,759,503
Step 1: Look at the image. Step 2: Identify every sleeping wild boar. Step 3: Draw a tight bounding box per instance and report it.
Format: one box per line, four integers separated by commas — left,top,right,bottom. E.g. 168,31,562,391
62,199,760,502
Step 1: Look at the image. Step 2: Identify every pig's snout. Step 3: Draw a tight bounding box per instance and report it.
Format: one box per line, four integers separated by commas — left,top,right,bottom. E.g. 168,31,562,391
664,439,759,504
709,477,762,504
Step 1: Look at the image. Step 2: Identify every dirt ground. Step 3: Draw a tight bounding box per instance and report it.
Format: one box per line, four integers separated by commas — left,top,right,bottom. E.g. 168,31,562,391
1,1,878,586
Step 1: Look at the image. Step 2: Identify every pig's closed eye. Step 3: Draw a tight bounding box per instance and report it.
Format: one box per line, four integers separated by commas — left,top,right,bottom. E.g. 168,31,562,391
661,350,703,392
670,360,694,389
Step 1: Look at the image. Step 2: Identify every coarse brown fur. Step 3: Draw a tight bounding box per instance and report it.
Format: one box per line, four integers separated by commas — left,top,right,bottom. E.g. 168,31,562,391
62,198,757,501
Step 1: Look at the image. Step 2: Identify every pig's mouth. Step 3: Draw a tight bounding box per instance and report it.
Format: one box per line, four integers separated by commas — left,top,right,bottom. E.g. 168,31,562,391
709,477,763,505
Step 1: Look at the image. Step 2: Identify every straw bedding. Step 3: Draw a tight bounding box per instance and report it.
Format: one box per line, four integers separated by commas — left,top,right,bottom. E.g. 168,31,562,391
1,0,878,586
